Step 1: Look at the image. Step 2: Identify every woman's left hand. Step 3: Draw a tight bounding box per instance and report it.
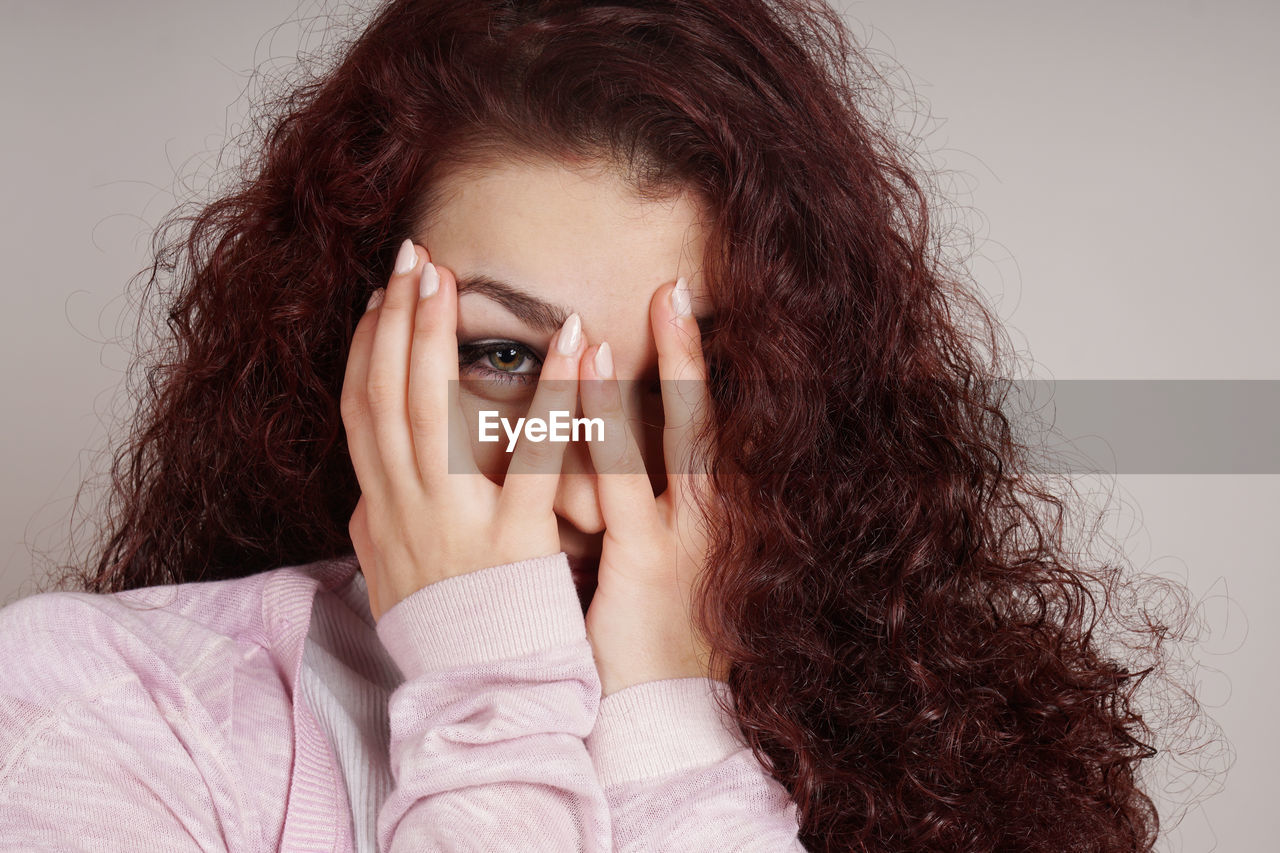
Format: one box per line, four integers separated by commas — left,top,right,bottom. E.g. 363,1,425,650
579,277,727,697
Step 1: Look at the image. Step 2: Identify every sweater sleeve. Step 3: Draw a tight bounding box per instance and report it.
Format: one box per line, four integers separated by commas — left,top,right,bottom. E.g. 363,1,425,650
585,677,807,851
372,551,611,852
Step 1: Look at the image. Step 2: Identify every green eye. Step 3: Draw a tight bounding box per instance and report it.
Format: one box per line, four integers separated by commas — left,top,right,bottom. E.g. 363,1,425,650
458,341,543,384
487,346,530,373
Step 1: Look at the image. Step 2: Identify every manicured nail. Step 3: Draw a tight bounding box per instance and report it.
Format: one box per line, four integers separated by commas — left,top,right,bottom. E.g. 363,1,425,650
420,262,439,298
394,239,418,275
594,341,613,377
670,276,691,317
557,313,582,355
366,288,385,311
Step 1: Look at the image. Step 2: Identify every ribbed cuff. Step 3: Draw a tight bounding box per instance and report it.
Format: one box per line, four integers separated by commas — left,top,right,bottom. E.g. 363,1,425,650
586,676,745,788
373,551,585,680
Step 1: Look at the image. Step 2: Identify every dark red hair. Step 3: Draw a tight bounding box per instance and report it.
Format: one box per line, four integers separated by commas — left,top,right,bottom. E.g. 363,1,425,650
53,1,1220,849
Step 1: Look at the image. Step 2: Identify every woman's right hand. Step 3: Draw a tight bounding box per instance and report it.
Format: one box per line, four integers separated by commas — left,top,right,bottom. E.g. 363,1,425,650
341,239,586,621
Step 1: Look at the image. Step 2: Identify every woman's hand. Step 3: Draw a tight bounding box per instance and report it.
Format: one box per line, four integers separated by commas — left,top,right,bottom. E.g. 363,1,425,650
579,277,727,696
341,239,586,621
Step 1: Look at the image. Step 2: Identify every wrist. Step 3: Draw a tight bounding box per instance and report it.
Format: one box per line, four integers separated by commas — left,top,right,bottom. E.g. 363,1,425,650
375,551,585,679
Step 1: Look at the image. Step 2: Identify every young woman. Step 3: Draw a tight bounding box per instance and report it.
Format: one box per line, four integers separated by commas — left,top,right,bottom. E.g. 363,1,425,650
0,1,1207,850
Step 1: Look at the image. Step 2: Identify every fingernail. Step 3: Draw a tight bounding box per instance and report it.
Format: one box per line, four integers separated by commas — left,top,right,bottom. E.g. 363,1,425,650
557,313,582,355
670,276,691,317
420,262,439,298
394,239,418,275
594,341,613,377
366,288,385,311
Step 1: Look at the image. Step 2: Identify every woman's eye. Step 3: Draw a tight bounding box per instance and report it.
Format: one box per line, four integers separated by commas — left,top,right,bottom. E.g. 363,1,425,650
458,341,543,384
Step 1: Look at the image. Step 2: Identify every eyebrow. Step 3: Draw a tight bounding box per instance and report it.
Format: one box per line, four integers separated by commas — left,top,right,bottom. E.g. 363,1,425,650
455,272,716,336
456,273,570,333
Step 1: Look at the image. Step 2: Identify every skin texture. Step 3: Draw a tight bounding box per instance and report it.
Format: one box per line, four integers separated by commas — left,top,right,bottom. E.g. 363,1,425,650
341,156,724,694
421,157,711,563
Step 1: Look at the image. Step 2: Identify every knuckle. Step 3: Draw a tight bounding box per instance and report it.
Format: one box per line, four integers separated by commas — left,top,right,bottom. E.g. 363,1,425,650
406,383,447,423
405,393,430,422
365,372,400,408
412,309,437,344
340,388,370,424
352,503,382,545
515,437,557,468
407,399,446,435
533,373,575,396
593,396,625,425
603,445,646,476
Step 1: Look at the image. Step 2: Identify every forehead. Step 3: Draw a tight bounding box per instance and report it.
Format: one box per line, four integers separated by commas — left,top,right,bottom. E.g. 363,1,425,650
416,156,708,320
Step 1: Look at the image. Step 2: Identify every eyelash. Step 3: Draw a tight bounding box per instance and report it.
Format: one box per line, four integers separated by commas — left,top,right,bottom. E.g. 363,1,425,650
458,340,543,385
457,339,696,393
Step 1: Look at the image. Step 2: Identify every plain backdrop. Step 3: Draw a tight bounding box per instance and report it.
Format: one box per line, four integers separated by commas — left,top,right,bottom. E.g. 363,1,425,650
2,1,1275,849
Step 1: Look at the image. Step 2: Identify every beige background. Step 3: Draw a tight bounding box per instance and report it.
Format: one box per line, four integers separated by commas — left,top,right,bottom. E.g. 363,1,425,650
3,1,1274,849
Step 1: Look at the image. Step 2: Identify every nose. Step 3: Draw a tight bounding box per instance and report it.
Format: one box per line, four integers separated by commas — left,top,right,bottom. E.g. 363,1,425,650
552,440,605,535
550,391,668,540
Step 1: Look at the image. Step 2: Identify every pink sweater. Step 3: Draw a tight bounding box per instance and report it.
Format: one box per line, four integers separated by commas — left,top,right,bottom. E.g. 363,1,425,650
0,551,804,850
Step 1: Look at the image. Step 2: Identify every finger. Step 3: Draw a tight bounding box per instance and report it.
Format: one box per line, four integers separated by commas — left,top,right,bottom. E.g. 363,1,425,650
579,339,660,540
499,312,584,512
364,239,434,496
652,276,712,505
341,282,392,498
406,258,482,483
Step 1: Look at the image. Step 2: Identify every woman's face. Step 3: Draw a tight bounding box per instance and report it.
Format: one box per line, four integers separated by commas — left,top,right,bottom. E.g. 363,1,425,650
415,156,711,588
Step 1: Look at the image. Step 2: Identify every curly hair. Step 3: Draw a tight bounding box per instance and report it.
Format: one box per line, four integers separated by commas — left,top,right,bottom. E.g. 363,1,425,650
54,1,1220,849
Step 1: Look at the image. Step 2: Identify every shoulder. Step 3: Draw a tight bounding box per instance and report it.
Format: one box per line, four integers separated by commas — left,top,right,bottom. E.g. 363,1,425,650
0,555,359,849
0,554,359,730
